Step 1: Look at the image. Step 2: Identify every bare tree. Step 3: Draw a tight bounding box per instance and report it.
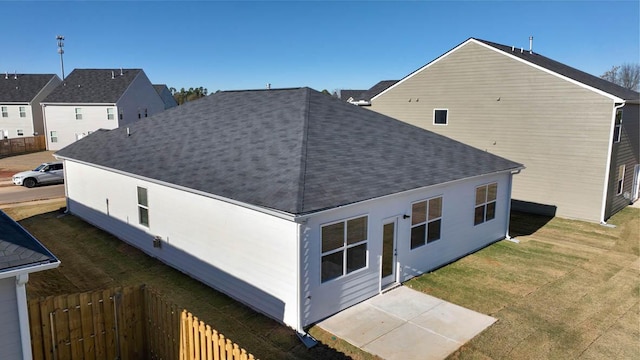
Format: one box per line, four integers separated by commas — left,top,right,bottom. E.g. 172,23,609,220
619,63,640,91
601,64,640,91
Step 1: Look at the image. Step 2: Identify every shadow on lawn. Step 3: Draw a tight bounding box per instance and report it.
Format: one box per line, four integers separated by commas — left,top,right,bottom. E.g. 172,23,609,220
509,210,554,237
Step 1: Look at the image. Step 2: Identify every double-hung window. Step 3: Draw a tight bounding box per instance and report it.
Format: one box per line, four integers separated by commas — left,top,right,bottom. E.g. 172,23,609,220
613,109,622,143
50,131,58,143
137,187,149,227
1,106,7,117
321,216,368,283
75,108,82,120
475,183,497,225
19,106,26,118
107,108,115,120
616,165,625,195
411,197,443,249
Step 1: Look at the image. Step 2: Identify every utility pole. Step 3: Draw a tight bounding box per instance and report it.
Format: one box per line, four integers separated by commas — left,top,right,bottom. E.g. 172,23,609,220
56,35,65,79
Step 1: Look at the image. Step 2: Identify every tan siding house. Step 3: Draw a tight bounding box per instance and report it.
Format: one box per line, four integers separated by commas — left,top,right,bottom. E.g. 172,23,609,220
369,38,640,223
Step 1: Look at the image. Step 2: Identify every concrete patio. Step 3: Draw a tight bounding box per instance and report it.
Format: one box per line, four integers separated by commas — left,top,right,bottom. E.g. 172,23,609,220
317,286,496,360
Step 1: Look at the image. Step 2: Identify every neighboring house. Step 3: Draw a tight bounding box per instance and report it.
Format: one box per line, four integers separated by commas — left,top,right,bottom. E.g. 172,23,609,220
0,210,60,360
153,84,179,109
368,38,640,223
42,69,166,150
340,80,398,106
55,87,522,333
0,73,61,139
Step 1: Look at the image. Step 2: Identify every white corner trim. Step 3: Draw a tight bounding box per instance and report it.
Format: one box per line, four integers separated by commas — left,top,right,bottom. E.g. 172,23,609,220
16,273,33,360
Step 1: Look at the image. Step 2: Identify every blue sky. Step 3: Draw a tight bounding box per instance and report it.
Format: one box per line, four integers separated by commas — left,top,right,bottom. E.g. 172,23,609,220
2,1,638,93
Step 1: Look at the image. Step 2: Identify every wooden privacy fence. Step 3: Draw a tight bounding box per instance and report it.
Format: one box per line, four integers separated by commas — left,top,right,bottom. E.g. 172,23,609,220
28,285,258,360
0,135,46,157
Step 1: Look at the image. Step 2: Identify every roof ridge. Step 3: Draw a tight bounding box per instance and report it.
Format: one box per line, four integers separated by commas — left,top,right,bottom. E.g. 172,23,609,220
295,88,312,214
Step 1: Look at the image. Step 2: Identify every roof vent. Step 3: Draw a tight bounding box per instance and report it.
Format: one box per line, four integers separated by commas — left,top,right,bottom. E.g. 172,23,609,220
4,72,7,80
511,46,514,52
126,127,131,136
520,47,523,54
14,71,17,80
266,83,271,89
529,36,533,54
77,84,81,88
111,71,115,79
120,68,123,76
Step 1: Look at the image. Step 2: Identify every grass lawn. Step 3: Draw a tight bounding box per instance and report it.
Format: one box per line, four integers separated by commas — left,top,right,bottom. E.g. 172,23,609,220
407,208,639,359
5,200,638,359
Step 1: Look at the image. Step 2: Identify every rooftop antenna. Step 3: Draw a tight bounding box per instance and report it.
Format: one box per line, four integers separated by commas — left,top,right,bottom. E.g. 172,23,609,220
529,36,533,54
56,35,65,79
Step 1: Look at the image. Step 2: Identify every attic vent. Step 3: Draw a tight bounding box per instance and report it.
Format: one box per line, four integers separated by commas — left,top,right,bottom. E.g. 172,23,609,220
153,236,162,248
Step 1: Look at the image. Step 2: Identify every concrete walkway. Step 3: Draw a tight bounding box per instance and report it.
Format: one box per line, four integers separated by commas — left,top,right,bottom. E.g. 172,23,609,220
317,286,496,360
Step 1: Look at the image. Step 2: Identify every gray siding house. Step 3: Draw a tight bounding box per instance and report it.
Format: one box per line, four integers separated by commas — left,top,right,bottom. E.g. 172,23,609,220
369,38,640,223
0,73,61,139
56,87,522,332
153,84,179,109
0,210,60,360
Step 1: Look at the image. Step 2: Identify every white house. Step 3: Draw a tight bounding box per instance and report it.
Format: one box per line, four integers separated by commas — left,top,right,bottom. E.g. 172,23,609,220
55,88,522,333
0,73,61,139
42,69,165,150
0,210,60,360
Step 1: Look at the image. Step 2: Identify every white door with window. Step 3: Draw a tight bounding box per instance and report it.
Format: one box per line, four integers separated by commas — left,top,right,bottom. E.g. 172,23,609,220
381,217,399,289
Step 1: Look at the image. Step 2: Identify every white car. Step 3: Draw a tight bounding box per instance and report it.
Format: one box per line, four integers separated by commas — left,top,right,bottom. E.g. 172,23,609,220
12,162,64,188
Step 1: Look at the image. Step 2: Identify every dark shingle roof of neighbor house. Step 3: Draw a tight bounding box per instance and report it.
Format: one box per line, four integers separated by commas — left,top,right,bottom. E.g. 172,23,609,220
475,38,640,101
0,73,59,103
0,210,59,272
43,69,142,103
56,87,523,215
153,84,179,109
340,89,366,101
360,80,398,101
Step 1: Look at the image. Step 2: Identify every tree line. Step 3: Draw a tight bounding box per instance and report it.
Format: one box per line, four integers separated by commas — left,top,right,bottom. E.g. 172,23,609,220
169,87,208,105
600,63,639,91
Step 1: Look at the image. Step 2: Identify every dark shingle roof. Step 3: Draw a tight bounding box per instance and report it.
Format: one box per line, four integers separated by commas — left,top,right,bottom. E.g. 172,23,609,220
43,69,142,103
0,74,59,103
56,87,522,215
340,89,366,101
360,80,398,101
475,38,640,101
153,84,178,109
0,210,58,272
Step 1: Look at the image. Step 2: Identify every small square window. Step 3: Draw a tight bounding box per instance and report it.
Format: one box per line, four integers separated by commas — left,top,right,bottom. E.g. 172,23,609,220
19,106,26,118
434,109,448,125
75,108,82,120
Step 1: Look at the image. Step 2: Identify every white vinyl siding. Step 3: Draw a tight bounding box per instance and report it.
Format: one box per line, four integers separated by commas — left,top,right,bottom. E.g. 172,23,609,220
0,278,22,360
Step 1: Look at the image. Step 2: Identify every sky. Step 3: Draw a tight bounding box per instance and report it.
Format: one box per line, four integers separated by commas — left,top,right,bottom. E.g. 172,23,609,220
1,1,638,93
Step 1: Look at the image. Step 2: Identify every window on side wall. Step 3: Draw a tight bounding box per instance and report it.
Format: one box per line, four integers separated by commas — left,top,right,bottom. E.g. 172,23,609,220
474,183,497,225
616,165,625,195
1,106,7,117
107,108,115,120
433,109,448,125
75,108,82,120
321,216,368,283
613,109,622,143
411,196,443,249
19,106,26,118
17,129,24,136
50,131,58,143
137,186,149,227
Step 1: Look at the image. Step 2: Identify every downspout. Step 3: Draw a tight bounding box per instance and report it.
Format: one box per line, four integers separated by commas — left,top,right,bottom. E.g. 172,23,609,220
505,169,521,242
600,102,625,224
16,273,33,360
42,104,49,150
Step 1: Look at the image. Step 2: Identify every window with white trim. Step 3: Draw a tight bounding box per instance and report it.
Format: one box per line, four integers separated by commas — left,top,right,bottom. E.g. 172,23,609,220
19,106,26,118
75,108,82,120
616,165,625,195
321,216,368,283
433,109,448,125
475,183,497,225
50,131,58,143
137,186,149,227
411,196,443,249
1,106,7,117
613,109,622,143
107,108,115,120
17,129,24,136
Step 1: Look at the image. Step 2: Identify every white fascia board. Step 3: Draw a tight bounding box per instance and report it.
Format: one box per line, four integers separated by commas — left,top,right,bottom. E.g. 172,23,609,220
471,39,624,103
372,38,624,103
0,261,61,280
293,165,525,223
371,39,474,101
55,156,298,222
0,102,30,105
41,102,116,106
